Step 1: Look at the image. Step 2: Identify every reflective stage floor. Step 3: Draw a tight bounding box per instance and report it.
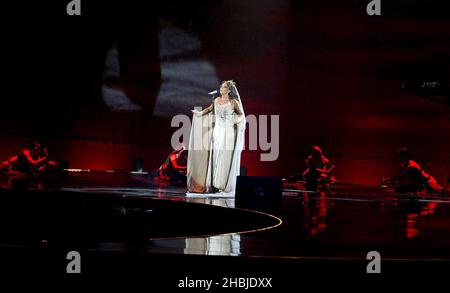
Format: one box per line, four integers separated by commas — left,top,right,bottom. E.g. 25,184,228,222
1,172,450,282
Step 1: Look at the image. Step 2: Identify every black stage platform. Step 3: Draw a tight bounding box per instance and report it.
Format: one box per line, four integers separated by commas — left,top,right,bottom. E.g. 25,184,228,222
1,172,450,284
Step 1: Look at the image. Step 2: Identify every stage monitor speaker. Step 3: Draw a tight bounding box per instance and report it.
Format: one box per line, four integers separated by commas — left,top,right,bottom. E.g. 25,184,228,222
235,176,282,210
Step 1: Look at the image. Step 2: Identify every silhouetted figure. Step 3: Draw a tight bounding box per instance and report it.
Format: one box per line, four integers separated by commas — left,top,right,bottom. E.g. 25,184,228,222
10,141,48,176
1,141,59,177
156,146,187,183
390,148,443,194
303,146,336,191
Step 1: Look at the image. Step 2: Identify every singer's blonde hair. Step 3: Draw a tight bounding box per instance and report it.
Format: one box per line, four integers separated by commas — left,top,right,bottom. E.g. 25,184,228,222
220,80,237,99
221,80,236,88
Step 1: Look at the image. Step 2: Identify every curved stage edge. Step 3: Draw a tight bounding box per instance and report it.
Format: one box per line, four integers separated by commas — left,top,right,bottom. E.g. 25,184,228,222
1,173,450,282
0,187,282,247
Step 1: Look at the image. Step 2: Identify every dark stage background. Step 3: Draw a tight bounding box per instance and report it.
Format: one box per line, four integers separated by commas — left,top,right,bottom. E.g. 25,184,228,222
1,0,449,186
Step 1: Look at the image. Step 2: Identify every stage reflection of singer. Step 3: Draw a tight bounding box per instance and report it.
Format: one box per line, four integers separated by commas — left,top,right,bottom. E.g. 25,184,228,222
187,80,246,195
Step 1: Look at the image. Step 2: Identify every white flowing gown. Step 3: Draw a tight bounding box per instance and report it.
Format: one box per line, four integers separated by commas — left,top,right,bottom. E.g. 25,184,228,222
211,101,237,190
187,97,245,195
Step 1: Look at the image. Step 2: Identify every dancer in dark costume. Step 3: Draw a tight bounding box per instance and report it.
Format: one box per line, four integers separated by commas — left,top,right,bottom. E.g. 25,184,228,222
388,148,444,194
156,146,187,183
303,146,336,191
